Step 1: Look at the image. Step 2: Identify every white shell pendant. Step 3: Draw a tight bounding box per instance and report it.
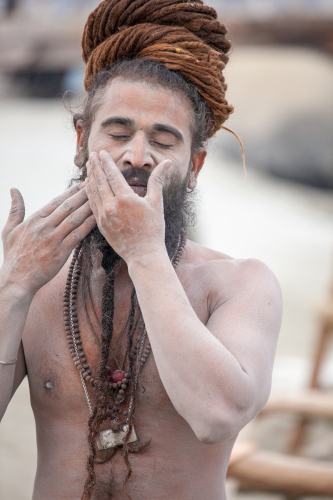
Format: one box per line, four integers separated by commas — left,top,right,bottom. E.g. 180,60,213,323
95,425,138,464
97,424,138,450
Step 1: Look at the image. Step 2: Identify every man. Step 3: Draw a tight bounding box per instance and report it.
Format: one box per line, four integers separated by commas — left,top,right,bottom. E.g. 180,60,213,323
0,1,282,499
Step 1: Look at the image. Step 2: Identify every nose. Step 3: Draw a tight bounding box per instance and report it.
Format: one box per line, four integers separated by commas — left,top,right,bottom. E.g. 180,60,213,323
121,131,154,170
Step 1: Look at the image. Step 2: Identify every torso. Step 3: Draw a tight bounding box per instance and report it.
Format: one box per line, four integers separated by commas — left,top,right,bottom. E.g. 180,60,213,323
22,240,238,500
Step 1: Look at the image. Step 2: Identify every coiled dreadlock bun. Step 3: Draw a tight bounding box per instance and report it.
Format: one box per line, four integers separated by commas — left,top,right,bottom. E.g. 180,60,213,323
81,0,233,136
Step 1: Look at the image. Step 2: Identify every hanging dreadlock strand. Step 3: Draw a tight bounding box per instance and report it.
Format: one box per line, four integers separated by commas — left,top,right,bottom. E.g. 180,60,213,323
83,260,118,500
121,288,141,500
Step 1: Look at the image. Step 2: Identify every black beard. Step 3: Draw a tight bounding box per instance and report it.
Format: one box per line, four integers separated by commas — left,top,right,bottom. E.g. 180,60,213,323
73,151,197,277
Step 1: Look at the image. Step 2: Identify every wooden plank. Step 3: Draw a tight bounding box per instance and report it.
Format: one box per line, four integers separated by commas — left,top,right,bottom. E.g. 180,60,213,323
228,450,333,495
260,391,333,418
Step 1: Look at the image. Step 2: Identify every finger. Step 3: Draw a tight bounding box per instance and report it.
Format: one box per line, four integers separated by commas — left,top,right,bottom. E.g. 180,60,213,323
89,152,115,200
2,188,25,240
147,160,172,203
48,186,89,227
80,177,88,189
86,156,105,215
88,153,114,215
99,150,132,195
35,184,81,218
62,214,96,250
56,200,94,239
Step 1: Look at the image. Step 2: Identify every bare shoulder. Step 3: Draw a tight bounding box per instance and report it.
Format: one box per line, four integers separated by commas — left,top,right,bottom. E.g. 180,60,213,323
182,240,282,313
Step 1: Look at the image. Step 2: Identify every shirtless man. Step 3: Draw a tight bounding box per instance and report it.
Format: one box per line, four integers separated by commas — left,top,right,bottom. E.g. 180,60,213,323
0,1,282,499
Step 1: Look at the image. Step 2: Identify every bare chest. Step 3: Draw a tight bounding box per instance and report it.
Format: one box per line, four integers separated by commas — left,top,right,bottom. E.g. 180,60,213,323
23,264,209,426
22,260,232,499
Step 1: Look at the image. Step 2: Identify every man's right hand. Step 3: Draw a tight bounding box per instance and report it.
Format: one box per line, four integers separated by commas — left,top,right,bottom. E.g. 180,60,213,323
1,184,95,296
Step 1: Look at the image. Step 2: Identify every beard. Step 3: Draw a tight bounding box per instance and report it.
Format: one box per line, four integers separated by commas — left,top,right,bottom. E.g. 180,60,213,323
73,148,197,277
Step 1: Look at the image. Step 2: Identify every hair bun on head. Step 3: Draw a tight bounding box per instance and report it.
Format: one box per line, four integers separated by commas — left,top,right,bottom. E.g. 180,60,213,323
81,0,233,135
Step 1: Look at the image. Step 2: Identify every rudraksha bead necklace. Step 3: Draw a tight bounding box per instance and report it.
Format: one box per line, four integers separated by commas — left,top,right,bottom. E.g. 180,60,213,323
63,232,186,422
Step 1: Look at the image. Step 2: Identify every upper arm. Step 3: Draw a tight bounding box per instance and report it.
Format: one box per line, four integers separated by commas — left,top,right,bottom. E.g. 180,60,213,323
206,258,282,412
10,341,27,399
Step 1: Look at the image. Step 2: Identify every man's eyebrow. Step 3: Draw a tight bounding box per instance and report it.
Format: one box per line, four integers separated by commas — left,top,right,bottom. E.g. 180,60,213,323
101,116,135,128
152,123,183,142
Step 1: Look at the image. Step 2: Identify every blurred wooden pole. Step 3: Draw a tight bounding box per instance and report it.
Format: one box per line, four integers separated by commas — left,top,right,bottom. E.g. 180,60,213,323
228,450,333,496
288,294,333,454
310,322,332,389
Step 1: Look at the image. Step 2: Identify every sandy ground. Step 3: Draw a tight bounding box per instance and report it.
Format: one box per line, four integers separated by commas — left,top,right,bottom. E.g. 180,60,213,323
1,46,333,499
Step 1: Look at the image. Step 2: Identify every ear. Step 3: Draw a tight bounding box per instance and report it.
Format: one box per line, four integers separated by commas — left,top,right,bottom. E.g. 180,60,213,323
76,120,85,153
188,150,207,190
74,120,86,167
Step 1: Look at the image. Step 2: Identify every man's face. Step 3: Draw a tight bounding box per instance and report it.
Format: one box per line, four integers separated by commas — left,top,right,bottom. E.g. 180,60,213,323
77,77,205,193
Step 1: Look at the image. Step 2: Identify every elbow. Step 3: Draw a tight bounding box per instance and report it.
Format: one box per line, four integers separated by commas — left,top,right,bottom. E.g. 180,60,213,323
189,379,272,445
194,414,244,445
193,399,264,445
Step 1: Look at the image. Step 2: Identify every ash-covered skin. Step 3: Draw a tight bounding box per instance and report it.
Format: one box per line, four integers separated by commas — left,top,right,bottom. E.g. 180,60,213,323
0,70,282,500
75,148,197,278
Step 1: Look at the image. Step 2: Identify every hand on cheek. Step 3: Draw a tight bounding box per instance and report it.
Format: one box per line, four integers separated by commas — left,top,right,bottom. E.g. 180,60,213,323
85,150,171,264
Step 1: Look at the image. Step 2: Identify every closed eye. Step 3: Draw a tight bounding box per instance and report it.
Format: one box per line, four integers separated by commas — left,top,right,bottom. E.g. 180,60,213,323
109,134,130,141
152,141,173,149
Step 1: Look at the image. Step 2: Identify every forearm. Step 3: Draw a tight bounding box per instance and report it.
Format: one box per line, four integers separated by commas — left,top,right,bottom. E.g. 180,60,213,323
128,250,254,443
0,271,33,419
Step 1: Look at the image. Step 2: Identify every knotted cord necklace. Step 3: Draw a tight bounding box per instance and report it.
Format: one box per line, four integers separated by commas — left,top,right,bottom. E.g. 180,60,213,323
63,233,185,463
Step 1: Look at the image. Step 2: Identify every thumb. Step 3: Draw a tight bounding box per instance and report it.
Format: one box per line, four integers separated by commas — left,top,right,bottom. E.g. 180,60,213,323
147,160,172,203
2,188,25,238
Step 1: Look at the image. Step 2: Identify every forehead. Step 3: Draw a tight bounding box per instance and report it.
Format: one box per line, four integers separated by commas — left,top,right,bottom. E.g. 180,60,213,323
94,77,193,138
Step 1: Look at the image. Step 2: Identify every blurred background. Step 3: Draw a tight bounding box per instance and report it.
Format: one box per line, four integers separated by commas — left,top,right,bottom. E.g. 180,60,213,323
0,1,333,499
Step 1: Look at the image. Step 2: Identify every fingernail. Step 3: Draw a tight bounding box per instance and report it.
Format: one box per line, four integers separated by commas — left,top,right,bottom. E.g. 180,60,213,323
165,160,172,170
10,188,14,200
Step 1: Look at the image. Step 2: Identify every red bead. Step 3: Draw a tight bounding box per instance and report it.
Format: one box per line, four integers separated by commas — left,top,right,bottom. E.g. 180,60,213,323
111,370,126,383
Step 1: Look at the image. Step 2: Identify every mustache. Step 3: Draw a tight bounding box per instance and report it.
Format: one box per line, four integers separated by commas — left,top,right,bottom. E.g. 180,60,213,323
76,148,152,187
121,167,151,186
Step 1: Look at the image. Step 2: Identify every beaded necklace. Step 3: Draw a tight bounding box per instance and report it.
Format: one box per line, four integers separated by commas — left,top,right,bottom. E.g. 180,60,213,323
63,233,185,463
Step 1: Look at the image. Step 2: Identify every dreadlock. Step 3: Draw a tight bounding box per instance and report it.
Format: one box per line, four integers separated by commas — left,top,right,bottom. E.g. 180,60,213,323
81,0,233,137
82,256,118,499
121,288,141,498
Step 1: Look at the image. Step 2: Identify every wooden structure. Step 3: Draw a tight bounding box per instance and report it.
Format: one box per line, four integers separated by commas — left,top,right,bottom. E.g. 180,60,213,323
287,280,333,455
228,275,333,497
229,447,333,498
0,11,332,97
310,284,333,390
227,16,333,56
228,390,333,497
